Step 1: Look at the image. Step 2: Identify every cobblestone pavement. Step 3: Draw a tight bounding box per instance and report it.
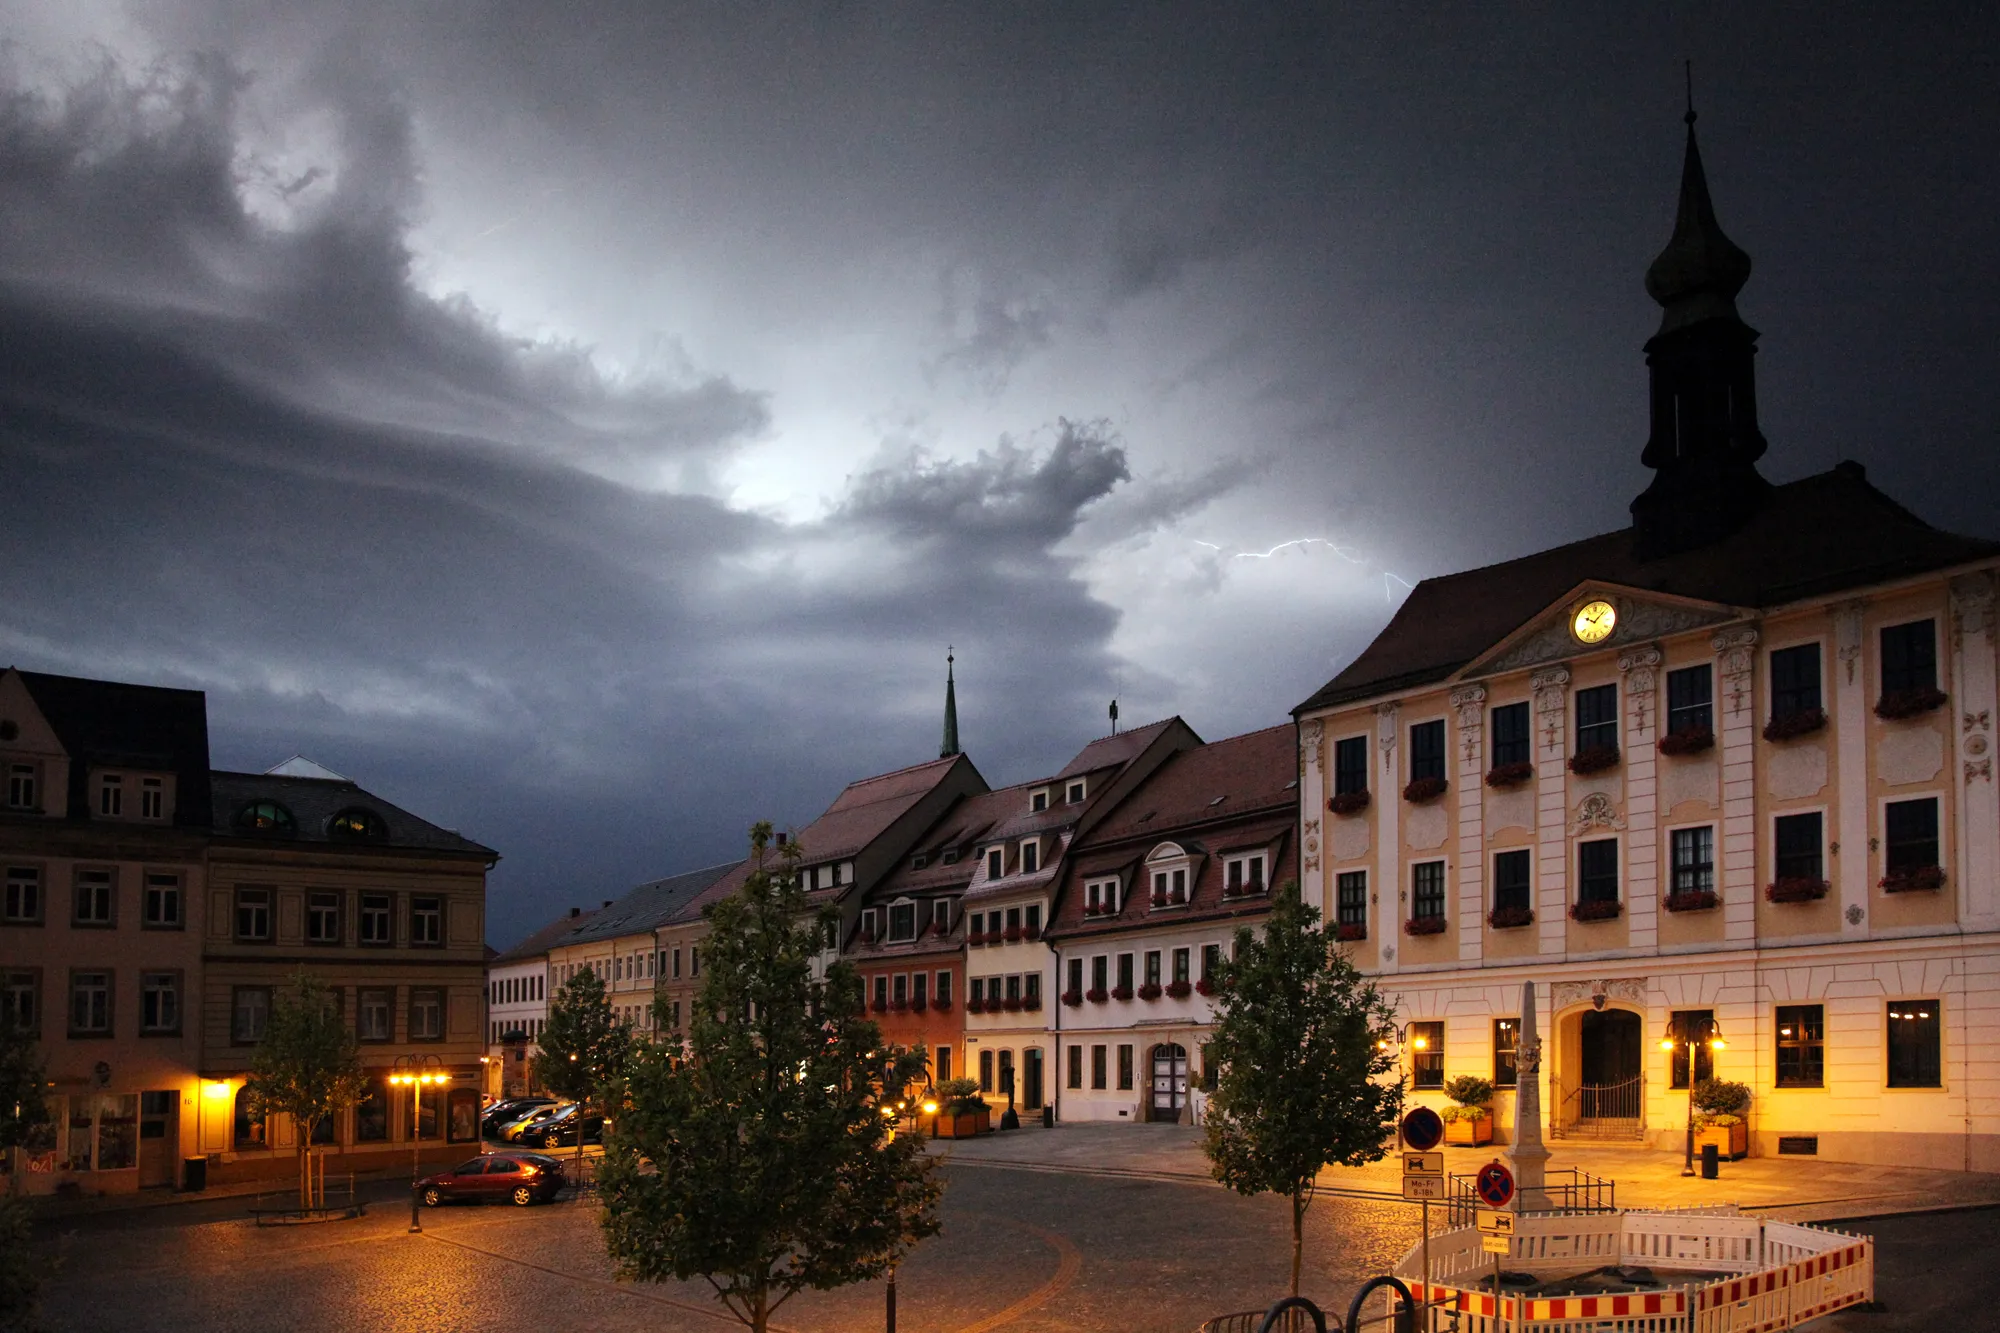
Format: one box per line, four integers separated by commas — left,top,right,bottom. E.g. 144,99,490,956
36,1154,1999,1332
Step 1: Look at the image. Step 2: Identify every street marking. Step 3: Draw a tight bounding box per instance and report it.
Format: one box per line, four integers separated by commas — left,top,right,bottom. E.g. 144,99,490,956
952,1218,1083,1333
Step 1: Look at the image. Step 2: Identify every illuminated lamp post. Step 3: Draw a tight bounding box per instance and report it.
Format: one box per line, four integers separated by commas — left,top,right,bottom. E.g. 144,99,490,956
388,1054,450,1231
1659,1018,1727,1176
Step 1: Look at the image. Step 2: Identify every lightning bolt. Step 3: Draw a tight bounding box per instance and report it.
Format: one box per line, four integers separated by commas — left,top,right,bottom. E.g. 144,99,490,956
1193,537,1416,603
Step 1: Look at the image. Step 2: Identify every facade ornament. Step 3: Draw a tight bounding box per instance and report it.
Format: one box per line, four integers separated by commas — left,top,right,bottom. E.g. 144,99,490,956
1712,624,1760,717
1845,904,1866,926
1450,684,1487,764
1301,817,1321,874
1570,792,1625,835
1967,708,1994,784
1531,667,1569,750
1970,759,1994,784
1619,645,1662,736
1833,601,1867,685
1300,719,1323,769
1550,977,1646,1012
1950,572,1995,647
1517,1035,1542,1075
1375,701,1400,770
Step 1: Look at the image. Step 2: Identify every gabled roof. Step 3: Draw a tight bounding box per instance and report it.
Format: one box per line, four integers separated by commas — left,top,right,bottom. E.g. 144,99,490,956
1298,464,2000,714
11,668,212,827
493,907,601,963
209,770,496,857
560,862,742,945
1055,718,1181,780
1083,724,1299,845
793,754,978,865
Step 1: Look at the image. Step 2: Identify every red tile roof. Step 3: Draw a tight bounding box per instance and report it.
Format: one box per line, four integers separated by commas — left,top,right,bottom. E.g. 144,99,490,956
793,754,973,864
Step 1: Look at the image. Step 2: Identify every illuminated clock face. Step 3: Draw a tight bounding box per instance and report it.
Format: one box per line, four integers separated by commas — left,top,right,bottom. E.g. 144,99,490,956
1572,599,1617,644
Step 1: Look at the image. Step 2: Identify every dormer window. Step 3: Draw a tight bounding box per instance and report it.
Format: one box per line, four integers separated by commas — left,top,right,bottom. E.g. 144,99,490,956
140,777,166,820
931,899,951,932
97,773,123,817
1031,789,1049,813
941,849,959,865
6,763,36,812
1066,779,1086,804
329,807,388,841
888,901,917,942
830,863,844,888
1084,877,1120,917
1020,839,1040,874
1224,854,1268,898
235,801,295,834
1150,868,1189,908
911,854,928,870
860,909,878,942
986,848,1004,880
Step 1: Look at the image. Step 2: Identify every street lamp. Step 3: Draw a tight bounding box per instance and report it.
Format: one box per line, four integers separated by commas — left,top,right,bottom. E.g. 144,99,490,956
388,1054,451,1232
1659,1019,1727,1176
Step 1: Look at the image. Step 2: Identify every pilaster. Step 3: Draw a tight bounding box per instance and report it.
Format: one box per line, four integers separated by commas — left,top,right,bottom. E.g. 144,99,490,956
1831,601,1871,935
1375,702,1401,974
1299,719,1326,918
1713,625,1761,944
1951,574,1999,928
1620,646,1663,949
1451,684,1487,964
1531,668,1570,955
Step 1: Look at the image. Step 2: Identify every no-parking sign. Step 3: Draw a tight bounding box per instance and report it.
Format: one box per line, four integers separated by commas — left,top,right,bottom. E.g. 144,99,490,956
1475,1160,1516,1209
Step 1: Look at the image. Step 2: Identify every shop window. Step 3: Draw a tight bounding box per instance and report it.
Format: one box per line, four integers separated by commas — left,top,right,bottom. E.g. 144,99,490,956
1887,1001,1941,1088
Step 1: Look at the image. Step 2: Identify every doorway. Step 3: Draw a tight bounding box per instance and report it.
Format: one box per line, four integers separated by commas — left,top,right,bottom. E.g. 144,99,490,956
1565,1009,1643,1138
1023,1048,1044,1110
139,1091,176,1188
1149,1043,1188,1122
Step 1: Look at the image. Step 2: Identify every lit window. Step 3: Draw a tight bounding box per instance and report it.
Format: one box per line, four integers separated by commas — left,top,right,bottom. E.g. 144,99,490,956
329,807,388,840
1776,1004,1824,1088
235,800,295,833
1409,1021,1444,1089
1492,1019,1518,1087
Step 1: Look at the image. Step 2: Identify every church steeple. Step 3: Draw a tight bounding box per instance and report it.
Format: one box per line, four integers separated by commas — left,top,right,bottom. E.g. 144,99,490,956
939,649,960,759
1630,79,1772,560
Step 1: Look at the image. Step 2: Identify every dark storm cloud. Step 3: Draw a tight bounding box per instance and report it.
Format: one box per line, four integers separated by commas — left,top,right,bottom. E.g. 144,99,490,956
0,53,1149,939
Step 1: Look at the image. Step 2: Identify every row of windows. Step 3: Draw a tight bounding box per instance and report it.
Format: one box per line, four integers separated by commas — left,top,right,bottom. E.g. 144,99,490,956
230,984,445,1045
968,903,1037,939
860,899,952,943
1328,618,1943,795
1062,1042,1215,1094
1,764,173,821
1408,1003,1944,1092
968,973,1038,1007
868,970,955,1009
490,1017,543,1043
2,865,187,929
1065,943,1221,997
490,973,545,1005
552,946,700,991
1334,797,1945,927
258,887,442,947
2,968,183,1038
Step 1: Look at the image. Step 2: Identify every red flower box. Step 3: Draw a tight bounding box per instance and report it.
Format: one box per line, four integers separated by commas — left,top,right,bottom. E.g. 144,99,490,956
1569,899,1622,922
1083,903,1112,918
1002,996,1024,1012
1404,916,1447,936
1334,923,1367,942
1137,982,1163,1001
967,930,987,946
1194,977,1217,997
1763,707,1827,742
890,997,908,1012
931,997,951,1012
932,919,951,935
1485,762,1533,789
1329,790,1371,816
1085,987,1108,1004
1402,776,1449,804
1061,989,1084,1007
1879,865,1945,893
1876,688,1948,721
1487,904,1533,929
1110,985,1134,1002
910,997,928,1013
1004,925,1026,942
871,999,889,1013
1165,980,1193,999
1659,726,1715,756
1568,745,1620,776
1222,882,1266,900
963,996,985,1014
1664,889,1719,913
1023,993,1042,1011
1765,877,1830,904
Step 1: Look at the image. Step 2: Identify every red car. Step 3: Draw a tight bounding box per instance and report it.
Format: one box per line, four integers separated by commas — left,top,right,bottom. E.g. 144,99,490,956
415,1151,566,1207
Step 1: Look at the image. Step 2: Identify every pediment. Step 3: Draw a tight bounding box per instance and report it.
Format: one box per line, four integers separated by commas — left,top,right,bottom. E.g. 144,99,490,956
0,671,65,756
1458,583,1751,680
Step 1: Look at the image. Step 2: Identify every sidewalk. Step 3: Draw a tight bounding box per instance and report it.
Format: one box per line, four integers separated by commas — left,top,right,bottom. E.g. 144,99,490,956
931,1121,2000,1223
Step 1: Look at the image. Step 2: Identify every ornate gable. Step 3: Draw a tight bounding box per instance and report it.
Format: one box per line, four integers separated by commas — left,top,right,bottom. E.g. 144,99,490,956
1457,583,1749,680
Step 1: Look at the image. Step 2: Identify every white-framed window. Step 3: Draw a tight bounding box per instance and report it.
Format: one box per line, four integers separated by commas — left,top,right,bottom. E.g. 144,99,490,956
142,871,183,929
1031,789,1049,813
931,899,951,931
97,772,123,817
1084,876,1120,916
1224,854,1267,896
888,900,917,941
358,894,392,945
4,865,42,924
72,970,113,1036
139,776,166,821
1020,839,1040,874
140,971,180,1035
75,868,116,927
1145,842,1191,907
986,847,1004,880
5,763,36,812
1066,779,1087,804
410,896,443,947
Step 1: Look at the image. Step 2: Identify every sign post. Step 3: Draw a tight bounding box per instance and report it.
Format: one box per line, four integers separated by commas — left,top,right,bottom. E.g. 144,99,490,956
1400,1108,1446,1329
1474,1161,1517,1333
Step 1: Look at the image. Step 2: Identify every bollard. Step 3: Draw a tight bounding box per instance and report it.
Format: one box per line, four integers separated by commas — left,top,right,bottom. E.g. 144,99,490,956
1701,1143,1720,1179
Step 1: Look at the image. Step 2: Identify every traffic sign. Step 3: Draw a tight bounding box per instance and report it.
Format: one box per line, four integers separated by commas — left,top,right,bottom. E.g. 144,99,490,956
1474,1160,1516,1208
1481,1233,1512,1255
1401,1151,1444,1175
1401,1175,1447,1201
1400,1106,1445,1152
1476,1209,1515,1235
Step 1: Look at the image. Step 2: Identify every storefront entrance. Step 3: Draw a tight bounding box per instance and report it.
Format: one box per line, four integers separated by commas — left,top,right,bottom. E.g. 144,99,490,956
138,1091,177,1188
1149,1044,1188,1122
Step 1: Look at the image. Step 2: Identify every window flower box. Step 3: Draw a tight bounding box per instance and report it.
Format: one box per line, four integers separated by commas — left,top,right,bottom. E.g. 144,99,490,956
1085,987,1109,1004
1329,790,1371,816
1402,776,1449,804
1194,977,1217,997
871,998,889,1013
1222,882,1265,900
1879,865,1945,894
1568,745,1620,776
1004,925,1026,942
1664,889,1719,913
1083,903,1114,918
909,997,927,1013
1110,985,1134,1002
1165,980,1193,999
1763,707,1828,742
1061,988,1084,1007
1334,922,1367,943
1765,877,1830,904
1569,899,1622,923
890,997,908,1013
967,929,987,946
1876,687,1948,721
1137,982,1163,1001
932,919,951,936
931,997,951,1012
1152,892,1187,909
1484,761,1533,789
1487,904,1533,930
1002,996,1024,1012
963,996,985,1014
1023,993,1042,1011
860,928,876,944
1404,916,1447,936
1658,726,1714,756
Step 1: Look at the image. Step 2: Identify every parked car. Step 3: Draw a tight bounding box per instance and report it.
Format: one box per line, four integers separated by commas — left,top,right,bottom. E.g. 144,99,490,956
415,1152,566,1208
481,1097,554,1137
520,1111,606,1149
499,1103,573,1141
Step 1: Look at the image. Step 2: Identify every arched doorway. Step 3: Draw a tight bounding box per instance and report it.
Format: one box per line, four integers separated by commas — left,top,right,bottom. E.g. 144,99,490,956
1149,1043,1189,1122
1566,1008,1643,1138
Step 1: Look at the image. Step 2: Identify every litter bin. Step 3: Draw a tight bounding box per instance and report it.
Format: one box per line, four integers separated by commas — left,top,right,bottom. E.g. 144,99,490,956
1042,1105,1054,1129
1701,1143,1719,1179
183,1156,208,1192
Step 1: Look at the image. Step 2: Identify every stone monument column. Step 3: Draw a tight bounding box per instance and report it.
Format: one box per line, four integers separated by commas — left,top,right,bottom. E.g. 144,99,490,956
1505,979,1550,1212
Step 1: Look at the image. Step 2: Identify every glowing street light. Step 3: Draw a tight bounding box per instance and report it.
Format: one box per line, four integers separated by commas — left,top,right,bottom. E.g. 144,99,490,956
389,1054,451,1231
1660,1019,1727,1177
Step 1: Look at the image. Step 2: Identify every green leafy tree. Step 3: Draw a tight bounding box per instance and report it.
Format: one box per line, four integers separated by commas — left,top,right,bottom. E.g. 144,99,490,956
0,1012,50,1333
599,823,942,1333
245,973,367,1207
1204,882,1404,1297
532,962,631,1108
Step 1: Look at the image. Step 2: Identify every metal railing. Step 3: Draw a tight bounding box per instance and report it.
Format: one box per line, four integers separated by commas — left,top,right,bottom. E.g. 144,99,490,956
1552,1076,1643,1139
1445,1167,1614,1227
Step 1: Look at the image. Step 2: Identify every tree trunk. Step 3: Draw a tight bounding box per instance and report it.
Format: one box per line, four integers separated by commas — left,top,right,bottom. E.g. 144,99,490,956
750,1289,767,1333
298,1141,311,1209
1290,1187,1304,1297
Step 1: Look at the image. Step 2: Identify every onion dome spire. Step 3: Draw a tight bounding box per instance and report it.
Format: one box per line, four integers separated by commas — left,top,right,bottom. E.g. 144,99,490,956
1644,68,1753,335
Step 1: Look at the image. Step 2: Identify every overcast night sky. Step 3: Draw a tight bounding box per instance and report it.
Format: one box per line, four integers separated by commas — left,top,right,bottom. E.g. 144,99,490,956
2,4,1995,945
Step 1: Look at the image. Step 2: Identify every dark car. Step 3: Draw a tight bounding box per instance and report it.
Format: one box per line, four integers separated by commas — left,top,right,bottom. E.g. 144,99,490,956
481,1096,554,1137
520,1110,606,1149
415,1152,565,1207
498,1103,572,1141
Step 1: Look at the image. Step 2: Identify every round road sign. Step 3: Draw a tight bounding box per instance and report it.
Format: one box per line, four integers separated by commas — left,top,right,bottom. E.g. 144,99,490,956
1400,1106,1444,1152
1475,1160,1516,1208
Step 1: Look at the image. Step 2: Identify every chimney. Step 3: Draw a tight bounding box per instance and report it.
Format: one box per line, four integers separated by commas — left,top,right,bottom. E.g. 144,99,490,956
602,899,613,909
568,906,581,918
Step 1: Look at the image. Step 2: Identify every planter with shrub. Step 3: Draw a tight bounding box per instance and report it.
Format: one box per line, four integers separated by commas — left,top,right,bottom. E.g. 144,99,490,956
1691,1079,1751,1160
932,1077,992,1139
1442,1075,1495,1146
